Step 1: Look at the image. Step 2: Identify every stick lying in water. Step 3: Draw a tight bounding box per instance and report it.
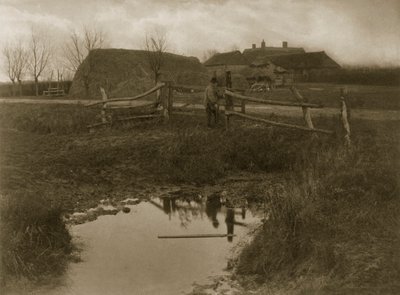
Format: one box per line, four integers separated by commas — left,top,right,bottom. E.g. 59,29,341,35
158,234,236,239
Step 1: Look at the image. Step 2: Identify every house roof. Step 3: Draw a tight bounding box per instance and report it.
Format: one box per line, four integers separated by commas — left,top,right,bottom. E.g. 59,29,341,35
243,47,305,64
268,51,341,70
203,51,249,66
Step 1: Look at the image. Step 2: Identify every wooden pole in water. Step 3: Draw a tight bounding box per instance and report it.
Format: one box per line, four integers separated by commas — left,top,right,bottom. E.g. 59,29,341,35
158,234,236,239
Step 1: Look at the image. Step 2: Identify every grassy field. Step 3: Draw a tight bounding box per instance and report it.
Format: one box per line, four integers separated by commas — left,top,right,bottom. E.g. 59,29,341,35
0,100,399,293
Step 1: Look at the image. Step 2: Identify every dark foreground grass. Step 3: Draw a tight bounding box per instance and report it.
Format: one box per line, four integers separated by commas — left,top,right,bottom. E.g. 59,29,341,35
0,103,399,293
236,122,400,294
0,193,72,286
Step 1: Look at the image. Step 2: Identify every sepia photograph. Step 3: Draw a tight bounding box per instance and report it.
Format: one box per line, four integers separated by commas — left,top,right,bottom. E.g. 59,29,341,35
0,0,399,294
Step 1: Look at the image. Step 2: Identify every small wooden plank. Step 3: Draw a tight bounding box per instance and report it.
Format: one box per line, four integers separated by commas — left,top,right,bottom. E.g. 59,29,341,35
225,90,323,108
158,234,236,239
225,111,333,135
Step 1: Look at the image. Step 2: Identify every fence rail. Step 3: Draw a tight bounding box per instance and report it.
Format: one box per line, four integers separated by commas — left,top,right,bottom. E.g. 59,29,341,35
84,77,351,144
85,82,172,131
86,83,165,107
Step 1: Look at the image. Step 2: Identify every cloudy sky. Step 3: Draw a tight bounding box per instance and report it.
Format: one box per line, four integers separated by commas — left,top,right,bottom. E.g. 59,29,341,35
0,0,399,81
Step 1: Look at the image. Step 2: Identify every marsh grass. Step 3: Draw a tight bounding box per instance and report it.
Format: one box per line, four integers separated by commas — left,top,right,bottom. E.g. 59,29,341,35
236,121,400,293
0,193,72,285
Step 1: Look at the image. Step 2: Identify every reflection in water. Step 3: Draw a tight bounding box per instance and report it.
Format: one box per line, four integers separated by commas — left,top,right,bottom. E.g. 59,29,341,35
226,208,235,242
29,194,258,295
155,194,249,242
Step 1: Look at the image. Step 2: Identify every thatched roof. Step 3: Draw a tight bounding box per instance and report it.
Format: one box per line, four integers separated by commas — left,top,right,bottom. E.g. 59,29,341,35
203,51,249,67
269,51,341,70
243,47,305,64
69,48,209,99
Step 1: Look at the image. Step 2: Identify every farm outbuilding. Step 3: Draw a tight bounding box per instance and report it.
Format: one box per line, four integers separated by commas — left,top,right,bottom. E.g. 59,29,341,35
203,40,341,87
69,49,210,99
203,50,249,75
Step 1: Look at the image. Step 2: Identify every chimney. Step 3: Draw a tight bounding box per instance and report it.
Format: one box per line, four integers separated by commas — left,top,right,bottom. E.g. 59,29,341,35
252,44,256,49
261,39,266,48
282,41,288,48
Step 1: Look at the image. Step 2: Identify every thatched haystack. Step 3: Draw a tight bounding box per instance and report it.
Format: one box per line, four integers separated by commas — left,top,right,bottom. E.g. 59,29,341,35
69,49,210,99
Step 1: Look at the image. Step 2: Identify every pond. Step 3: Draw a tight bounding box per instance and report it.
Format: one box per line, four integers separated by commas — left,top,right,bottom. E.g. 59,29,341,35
37,194,260,295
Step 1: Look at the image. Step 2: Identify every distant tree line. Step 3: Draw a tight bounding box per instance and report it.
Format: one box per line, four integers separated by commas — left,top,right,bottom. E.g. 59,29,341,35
308,67,400,86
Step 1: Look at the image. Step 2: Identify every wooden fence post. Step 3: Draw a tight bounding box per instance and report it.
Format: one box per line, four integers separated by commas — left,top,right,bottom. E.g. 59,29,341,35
241,99,246,114
99,87,108,126
340,88,351,146
160,84,169,122
167,81,173,116
225,71,234,111
290,86,314,129
225,112,230,131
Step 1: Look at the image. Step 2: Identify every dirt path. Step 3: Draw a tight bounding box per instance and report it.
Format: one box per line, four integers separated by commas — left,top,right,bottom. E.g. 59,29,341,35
1,97,399,121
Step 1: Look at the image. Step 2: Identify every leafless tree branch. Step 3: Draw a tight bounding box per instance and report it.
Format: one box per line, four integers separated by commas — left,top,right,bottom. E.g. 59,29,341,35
144,30,167,84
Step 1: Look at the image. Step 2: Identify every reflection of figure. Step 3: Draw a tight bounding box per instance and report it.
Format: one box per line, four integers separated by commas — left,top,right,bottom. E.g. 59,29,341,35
225,208,235,242
205,195,221,228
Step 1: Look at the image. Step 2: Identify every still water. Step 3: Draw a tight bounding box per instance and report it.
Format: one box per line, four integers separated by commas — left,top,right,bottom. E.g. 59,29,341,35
41,195,259,295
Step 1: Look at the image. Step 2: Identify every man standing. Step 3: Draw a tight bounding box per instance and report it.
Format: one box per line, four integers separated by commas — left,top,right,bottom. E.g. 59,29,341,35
204,77,219,127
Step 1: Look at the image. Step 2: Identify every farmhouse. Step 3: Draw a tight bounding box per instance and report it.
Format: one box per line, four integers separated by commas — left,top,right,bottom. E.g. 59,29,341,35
242,40,305,63
203,40,340,86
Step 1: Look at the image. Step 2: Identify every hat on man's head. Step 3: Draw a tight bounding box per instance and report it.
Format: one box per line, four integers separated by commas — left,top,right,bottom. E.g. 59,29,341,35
210,77,217,83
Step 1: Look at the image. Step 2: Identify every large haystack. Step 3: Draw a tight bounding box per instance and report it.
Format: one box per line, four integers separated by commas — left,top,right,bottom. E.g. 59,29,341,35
69,49,210,99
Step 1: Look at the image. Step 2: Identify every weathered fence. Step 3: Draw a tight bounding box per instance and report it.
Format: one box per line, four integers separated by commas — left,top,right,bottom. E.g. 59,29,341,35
43,87,65,97
85,78,351,144
223,87,334,135
85,81,174,131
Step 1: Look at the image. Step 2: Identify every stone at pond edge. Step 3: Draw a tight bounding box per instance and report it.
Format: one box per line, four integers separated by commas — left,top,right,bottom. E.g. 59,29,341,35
122,207,131,213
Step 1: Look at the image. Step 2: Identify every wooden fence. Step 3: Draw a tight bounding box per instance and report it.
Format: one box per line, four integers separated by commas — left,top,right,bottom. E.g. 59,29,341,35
85,81,173,131
223,87,334,135
85,81,351,143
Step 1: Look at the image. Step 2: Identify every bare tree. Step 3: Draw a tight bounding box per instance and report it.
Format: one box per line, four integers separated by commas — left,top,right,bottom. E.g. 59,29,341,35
144,30,167,84
2,42,28,96
64,26,105,72
2,45,17,96
14,42,28,96
28,29,52,96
